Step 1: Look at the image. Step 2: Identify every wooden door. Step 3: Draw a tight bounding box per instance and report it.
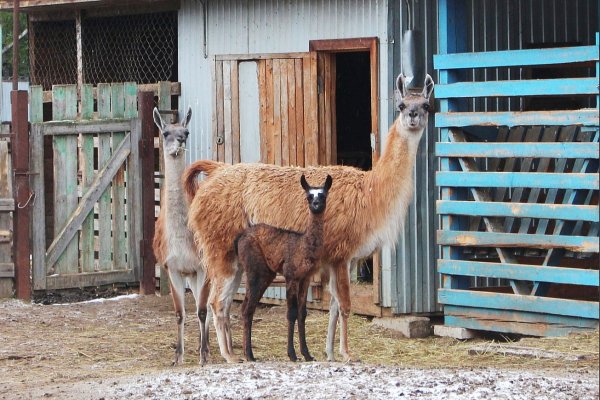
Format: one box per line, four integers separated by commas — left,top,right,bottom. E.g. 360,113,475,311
212,53,320,166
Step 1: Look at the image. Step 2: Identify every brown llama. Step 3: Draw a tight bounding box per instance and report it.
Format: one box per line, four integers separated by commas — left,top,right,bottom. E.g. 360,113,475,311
184,74,434,363
235,175,332,362
152,107,211,366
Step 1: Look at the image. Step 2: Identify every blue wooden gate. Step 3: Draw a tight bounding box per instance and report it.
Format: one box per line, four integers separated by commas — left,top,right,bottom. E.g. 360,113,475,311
434,0,599,336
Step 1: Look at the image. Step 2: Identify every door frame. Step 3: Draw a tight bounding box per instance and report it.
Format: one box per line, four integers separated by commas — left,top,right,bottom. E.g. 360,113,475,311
308,37,380,163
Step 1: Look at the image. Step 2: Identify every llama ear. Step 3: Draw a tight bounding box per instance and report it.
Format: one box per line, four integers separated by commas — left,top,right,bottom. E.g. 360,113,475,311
182,106,192,128
422,74,435,100
300,175,310,192
396,74,408,99
153,107,166,131
324,175,333,192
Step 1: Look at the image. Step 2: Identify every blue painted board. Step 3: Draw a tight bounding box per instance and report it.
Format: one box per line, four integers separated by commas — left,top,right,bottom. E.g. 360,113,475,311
438,289,599,319
436,230,599,253
436,142,599,159
436,171,598,190
436,200,599,222
438,260,599,286
434,45,598,70
435,110,599,128
444,314,597,337
436,78,598,99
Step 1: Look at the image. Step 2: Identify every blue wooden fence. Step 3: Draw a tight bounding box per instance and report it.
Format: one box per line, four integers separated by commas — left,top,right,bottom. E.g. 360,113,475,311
435,0,599,336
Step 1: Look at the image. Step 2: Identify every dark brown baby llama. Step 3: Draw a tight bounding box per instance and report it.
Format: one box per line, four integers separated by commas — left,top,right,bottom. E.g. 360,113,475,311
235,174,332,362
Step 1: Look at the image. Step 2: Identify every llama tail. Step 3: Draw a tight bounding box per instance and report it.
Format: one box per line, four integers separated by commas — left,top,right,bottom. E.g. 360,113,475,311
183,160,226,202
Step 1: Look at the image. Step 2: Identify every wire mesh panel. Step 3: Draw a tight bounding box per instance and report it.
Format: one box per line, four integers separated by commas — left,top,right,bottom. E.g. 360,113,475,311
29,20,77,90
29,12,177,90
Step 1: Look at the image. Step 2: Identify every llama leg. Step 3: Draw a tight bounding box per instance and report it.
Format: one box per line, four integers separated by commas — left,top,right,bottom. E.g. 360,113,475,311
334,262,355,362
199,276,212,361
168,271,186,366
241,263,276,362
286,281,300,361
298,277,314,361
224,266,244,355
326,268,339,362
189,271,210,366
209,275,242,364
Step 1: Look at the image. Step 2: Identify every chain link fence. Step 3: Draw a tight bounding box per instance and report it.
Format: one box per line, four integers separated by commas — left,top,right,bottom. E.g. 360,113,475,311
29,11,177,90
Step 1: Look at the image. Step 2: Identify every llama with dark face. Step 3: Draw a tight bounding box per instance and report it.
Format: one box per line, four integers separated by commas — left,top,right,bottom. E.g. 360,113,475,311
235,175,333,362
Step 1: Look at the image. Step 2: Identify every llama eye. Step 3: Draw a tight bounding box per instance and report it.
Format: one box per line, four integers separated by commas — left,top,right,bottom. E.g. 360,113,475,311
163,131,170,138
423,104,430,112
184,130,190,138
399,103,406,111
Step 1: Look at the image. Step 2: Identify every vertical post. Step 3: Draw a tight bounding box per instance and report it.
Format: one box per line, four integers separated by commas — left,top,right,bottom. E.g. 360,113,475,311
12,90,31,300
138,91,156,295
438,0,469,290
157,81,171,296
75,11,84,113
12,0,20,91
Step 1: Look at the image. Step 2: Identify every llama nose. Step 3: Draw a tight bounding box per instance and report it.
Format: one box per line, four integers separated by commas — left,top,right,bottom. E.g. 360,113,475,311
409,111,417,119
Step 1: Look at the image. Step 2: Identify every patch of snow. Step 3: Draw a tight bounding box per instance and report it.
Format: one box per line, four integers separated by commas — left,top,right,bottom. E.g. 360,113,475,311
52,294,140,306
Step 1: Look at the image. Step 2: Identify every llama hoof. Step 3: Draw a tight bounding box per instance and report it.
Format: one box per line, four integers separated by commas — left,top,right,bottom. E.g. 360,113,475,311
226,356,244,364
342,354,360,363
302,354,315,362
288,354,298,362
172,355,184,366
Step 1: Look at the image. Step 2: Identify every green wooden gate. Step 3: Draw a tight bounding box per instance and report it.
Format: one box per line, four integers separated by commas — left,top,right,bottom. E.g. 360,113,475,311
30,83,143,290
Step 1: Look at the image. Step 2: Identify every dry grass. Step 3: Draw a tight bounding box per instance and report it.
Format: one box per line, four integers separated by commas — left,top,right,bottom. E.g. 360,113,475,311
0,292,598,394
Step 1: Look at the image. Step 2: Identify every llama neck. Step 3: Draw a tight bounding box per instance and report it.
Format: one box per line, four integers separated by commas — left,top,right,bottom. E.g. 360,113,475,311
356,122,424,252
303,212,325,257
163,155,189,230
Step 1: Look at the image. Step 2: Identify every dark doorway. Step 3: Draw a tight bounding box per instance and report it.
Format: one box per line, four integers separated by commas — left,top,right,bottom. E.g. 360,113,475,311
335,52,373,171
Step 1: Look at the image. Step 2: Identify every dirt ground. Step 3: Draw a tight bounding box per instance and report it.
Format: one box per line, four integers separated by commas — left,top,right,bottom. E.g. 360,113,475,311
0,291,598,399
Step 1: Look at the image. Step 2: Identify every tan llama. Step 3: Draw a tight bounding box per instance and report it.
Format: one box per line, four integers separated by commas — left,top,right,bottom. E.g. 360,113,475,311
183,74,434,363
152,107,211,366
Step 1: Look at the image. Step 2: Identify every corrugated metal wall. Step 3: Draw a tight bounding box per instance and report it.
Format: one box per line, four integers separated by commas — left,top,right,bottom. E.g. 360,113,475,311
178,0,599,315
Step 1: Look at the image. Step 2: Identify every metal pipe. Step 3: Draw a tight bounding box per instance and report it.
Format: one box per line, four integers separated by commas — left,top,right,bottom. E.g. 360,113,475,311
12,0,20,90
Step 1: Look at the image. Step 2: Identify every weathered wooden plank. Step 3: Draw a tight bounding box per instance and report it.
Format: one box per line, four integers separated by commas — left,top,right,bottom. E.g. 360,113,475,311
287,59,297,166
127,118,142,282
111,83,127,271
211,59,218,161
257,60,268,163
52,85,79,275
124,82,138,119
30,124,46,290
273,59,282,165
223,61,233,164
215,60,225,162
434,45,598,70
280,59,290,166
46,134,132,273
435,142,599,159
216,52,308,61
436,77,599,99
40,120,132,135
0,199,14,211
265,59,274,164
307,52,319,165
39,82,181,104
294,59,305,167
0,262,14,278
437,230,599,253
230,61,241,164
436,171,598,190
29,86,44,123
444,312,597,337
97,83,112,271
317,53,326,165
438,260,599,286
46,269,136,291
439,289,599,319
436,110,599,128
437,200,599,222
80,84,95,273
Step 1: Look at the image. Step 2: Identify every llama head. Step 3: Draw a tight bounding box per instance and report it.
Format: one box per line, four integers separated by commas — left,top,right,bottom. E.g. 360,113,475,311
395,74,434,132
153,106,192,157
300,174,333,215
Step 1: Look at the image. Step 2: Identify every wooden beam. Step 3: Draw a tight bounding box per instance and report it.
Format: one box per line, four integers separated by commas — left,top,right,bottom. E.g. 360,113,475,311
0,262,14,278
41,82,181,103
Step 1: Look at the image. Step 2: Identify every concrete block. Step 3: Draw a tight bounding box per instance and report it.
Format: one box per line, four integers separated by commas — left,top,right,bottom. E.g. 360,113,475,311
434,324,477,340
372,316,432,338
